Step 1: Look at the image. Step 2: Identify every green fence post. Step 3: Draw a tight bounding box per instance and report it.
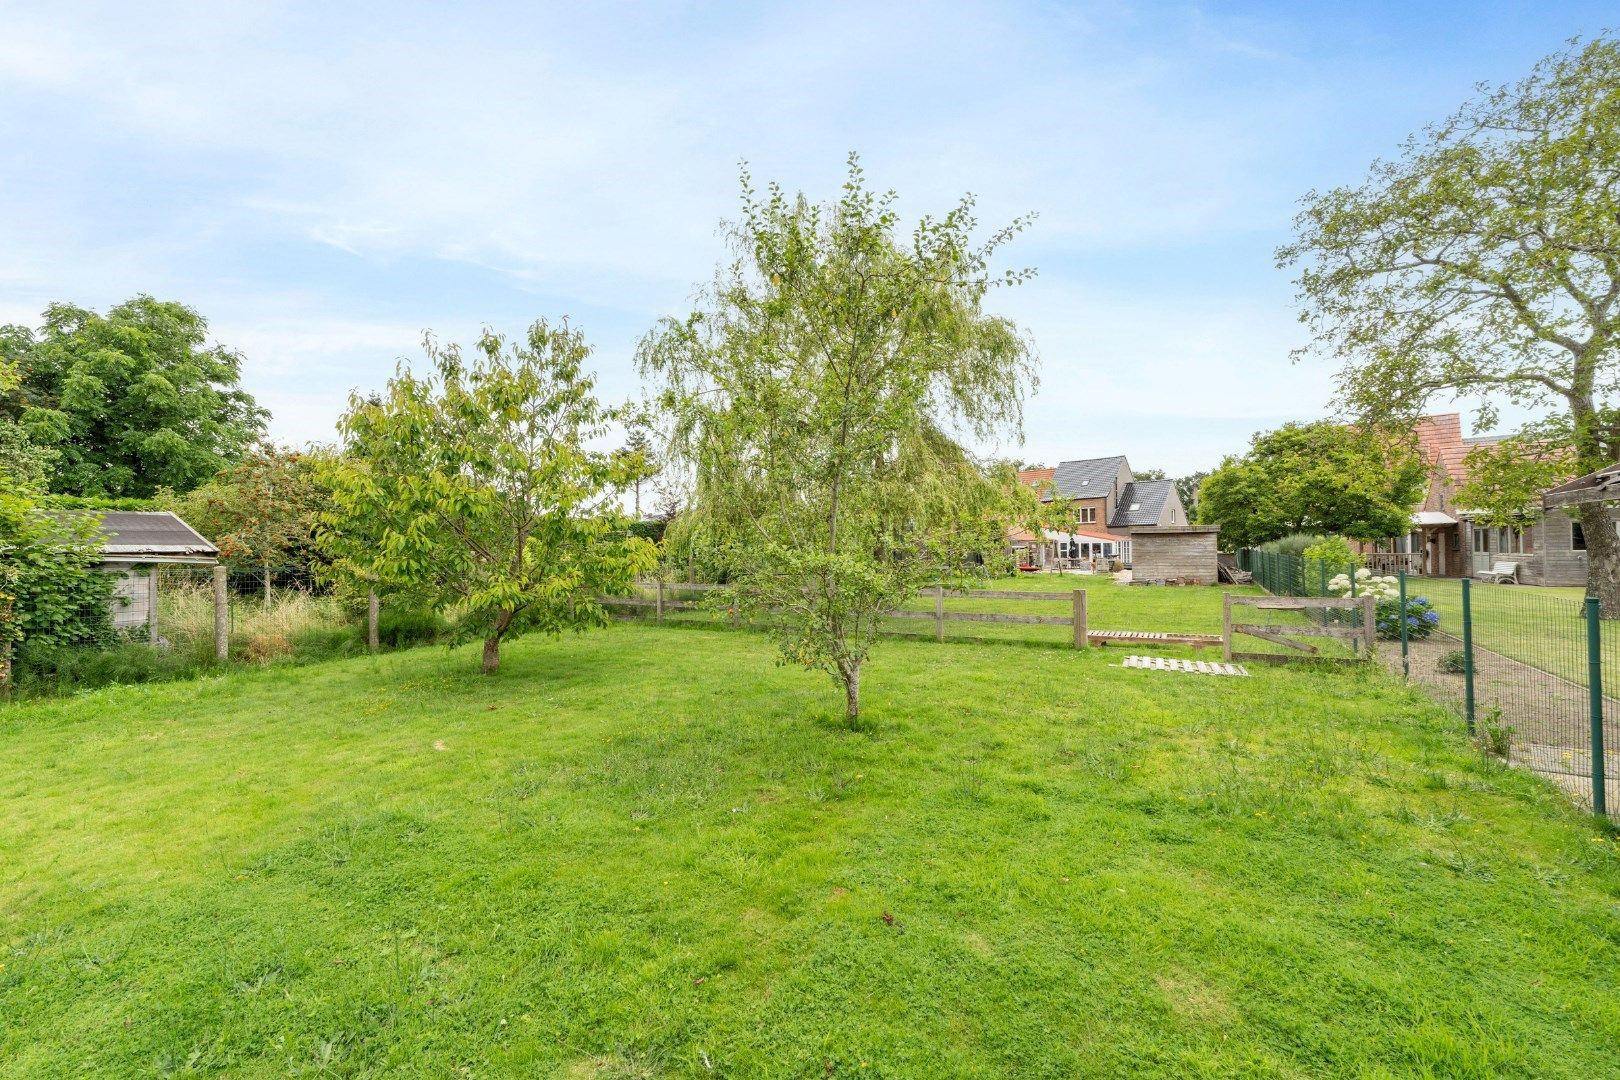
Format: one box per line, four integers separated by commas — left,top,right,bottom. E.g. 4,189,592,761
1586,596,1607,819
1399,569,1409,680
1319,562,1328,597
1462,578,1476,736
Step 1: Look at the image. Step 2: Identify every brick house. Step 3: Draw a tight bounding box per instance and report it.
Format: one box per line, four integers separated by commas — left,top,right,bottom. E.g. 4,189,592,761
1362,413,1588,585
1011,456,1188,569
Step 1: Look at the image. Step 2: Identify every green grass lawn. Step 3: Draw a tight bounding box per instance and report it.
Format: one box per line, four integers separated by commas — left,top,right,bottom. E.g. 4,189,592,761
5,624,1620,1076
1407,579,1606,691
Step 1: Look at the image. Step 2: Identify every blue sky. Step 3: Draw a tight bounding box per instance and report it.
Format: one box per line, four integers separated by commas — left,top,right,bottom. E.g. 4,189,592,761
1,1,1612,474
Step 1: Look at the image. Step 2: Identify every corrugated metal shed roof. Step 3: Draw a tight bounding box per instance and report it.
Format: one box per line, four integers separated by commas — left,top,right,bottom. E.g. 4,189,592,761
99,512,218,557
47,511,219,560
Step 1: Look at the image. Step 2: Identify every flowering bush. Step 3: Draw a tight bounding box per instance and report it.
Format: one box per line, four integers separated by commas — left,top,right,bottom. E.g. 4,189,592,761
1326,568,1440,639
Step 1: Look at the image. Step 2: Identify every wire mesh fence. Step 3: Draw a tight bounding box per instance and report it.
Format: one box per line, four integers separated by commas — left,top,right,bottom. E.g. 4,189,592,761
150,565,353,663
1240,547,1618,821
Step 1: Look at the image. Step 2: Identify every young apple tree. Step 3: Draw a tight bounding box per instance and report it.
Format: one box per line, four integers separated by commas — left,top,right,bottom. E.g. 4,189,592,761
322,320,656,673
640,155,1038,720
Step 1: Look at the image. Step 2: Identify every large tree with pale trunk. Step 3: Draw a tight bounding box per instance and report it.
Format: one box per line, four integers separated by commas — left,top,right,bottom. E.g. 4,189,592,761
640,156,1040,721
1279,37,1620,611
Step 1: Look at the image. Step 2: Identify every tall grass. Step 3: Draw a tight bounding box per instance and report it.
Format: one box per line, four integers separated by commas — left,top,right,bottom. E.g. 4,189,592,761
158,581,358,663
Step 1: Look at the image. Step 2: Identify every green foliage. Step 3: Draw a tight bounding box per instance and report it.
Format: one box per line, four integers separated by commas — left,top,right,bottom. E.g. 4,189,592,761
0,296,266,497
1279,36,1620,606
1176,470,1209,521
1257,532,1326,558
11,638,208,696
1200,422,1426,548
640,155,1039,717
1301,535,1363,573
1438,648,1467,674
165,444,333,571
33,494,159,511
0,412,114,656
322,319,657,673
1378,593,1440,640
1480,707,1514,758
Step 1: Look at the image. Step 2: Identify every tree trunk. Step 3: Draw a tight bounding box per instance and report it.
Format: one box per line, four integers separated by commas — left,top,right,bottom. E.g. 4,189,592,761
840,659,861,721
481,608,516,674
1581,502,1620,617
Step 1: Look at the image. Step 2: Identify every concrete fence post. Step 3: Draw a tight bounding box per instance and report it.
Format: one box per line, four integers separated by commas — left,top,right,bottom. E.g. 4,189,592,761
656,579,665,624
213,565,228,661
1361,593,1376,657
935,585,945,642
147,567,160,647
367,589,380,653
1222,592,1234,662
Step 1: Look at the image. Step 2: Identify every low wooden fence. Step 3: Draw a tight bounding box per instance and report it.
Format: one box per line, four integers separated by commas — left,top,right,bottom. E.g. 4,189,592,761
1222,593,1376,664
606,581,1222,652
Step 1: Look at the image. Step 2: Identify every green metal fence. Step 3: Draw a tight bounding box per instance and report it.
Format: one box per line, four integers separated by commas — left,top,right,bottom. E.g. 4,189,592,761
1239,548,1618,820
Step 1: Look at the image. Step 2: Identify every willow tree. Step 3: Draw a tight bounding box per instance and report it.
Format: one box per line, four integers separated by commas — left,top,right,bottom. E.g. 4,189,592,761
1280,37,1620,610
322,320,657,673
639,156,1038,720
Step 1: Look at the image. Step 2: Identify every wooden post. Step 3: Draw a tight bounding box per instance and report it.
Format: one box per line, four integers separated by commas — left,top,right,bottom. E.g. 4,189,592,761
147,567,160,647
656,579,665,624
935,585,945,642
1072,589,1088,650
1222,592,1234,662
367,589,380,653
1361,593,1376,657
213,565,228,661
0,572,13,702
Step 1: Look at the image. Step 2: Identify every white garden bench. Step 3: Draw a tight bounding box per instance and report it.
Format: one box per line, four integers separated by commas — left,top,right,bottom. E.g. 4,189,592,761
1478,561,1520,584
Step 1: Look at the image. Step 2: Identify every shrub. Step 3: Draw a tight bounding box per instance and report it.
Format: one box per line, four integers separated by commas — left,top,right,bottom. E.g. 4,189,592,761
1326,571,1439,639
1480,708,1513,758
1302,536,1363,573
1438,649,1466,674
1257,532,1326,559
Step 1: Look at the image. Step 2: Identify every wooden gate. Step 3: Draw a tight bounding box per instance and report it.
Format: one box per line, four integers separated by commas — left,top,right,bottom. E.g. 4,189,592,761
1222,593,1376,664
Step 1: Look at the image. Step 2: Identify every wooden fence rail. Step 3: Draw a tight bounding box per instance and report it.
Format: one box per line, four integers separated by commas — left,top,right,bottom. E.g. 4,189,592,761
1222,592,1376,664
609,582,1222,653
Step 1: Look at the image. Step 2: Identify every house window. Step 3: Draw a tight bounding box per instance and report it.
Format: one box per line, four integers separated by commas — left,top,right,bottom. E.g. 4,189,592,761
1496,527,1524,554
1573,521,1587,551
1472,526,1488,554
1079,507,1097,524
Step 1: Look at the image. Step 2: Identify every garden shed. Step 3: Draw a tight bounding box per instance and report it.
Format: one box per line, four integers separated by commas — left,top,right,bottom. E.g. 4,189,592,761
1127,525,1221,584
86,512,219,634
